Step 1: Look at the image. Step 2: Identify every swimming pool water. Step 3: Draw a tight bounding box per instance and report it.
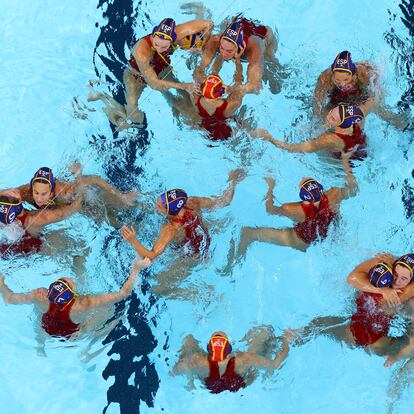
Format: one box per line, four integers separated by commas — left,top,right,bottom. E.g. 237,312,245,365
1,0,414,413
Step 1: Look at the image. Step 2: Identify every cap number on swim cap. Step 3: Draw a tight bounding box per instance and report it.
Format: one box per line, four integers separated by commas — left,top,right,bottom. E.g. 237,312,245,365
368,262,393,287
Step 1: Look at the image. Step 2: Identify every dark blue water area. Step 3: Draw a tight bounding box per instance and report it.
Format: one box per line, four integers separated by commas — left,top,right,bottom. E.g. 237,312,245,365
92,1,165,413
385,1,414,220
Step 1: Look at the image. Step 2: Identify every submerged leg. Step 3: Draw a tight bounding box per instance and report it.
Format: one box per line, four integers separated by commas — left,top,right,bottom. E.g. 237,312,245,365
151,257,207,301
387,357,414,414
237,226,308,257
291,316,354,347
123,69,146,124
263,26,287,94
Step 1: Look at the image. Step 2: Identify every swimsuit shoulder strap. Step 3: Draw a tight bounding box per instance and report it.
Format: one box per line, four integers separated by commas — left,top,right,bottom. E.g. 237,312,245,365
207,357,220,377
216,100,228,117
225,356,236,374
143,34,152,47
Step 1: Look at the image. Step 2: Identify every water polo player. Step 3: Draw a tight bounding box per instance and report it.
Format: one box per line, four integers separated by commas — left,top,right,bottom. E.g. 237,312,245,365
0,256,150,338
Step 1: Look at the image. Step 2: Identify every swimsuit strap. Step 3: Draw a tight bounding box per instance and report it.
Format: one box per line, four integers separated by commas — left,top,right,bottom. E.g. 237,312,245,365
171,207,194,224
197,97,228,118
144,34,172,67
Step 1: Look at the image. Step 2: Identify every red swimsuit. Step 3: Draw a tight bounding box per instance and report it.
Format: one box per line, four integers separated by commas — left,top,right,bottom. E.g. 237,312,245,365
294,195,336,244
350,293,391,346
171,207,210,257
41,299,80,338
333,123,367,160
239,18,268,46
204,357,246,394
0,213,42,256
129,35,173,82
196,98,232,141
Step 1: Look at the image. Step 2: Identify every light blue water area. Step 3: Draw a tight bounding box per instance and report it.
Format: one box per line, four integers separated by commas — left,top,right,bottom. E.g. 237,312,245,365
0,0,414,413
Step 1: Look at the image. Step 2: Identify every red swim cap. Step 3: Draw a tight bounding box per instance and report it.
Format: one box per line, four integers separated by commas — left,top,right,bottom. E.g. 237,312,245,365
201,75,225,99
207,335,232,361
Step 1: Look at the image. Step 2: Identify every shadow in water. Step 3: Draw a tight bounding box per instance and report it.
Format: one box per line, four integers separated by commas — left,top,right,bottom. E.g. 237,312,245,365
385,0,414,220
92,1,162,413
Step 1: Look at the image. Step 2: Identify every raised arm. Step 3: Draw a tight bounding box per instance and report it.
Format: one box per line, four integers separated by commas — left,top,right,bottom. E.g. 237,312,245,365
0,275,47,306
138,57,194,93
359,97,375,116
80,175,138,206
251,128,337,153
121,223,177,260
313,69,331,118
223,59,245,116
241,336,289,372
239,41,263,94
346,255,401,306
79,257,151,310
263,177,305,221
190,168,246,210
327,155,358,204
25,196,83,229
0,188,23,200
176,20,212,39
193,37,218,82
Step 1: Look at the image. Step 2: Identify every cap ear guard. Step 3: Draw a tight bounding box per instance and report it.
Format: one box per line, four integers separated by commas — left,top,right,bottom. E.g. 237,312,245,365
299,179,324,202
368,262,394,287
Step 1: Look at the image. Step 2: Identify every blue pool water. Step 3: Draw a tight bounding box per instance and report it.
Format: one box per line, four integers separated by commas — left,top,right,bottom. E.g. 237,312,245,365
1,0,414,413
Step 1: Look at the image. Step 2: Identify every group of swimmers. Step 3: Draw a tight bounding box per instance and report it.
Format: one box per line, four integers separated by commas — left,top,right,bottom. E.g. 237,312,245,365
1,8,414,395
